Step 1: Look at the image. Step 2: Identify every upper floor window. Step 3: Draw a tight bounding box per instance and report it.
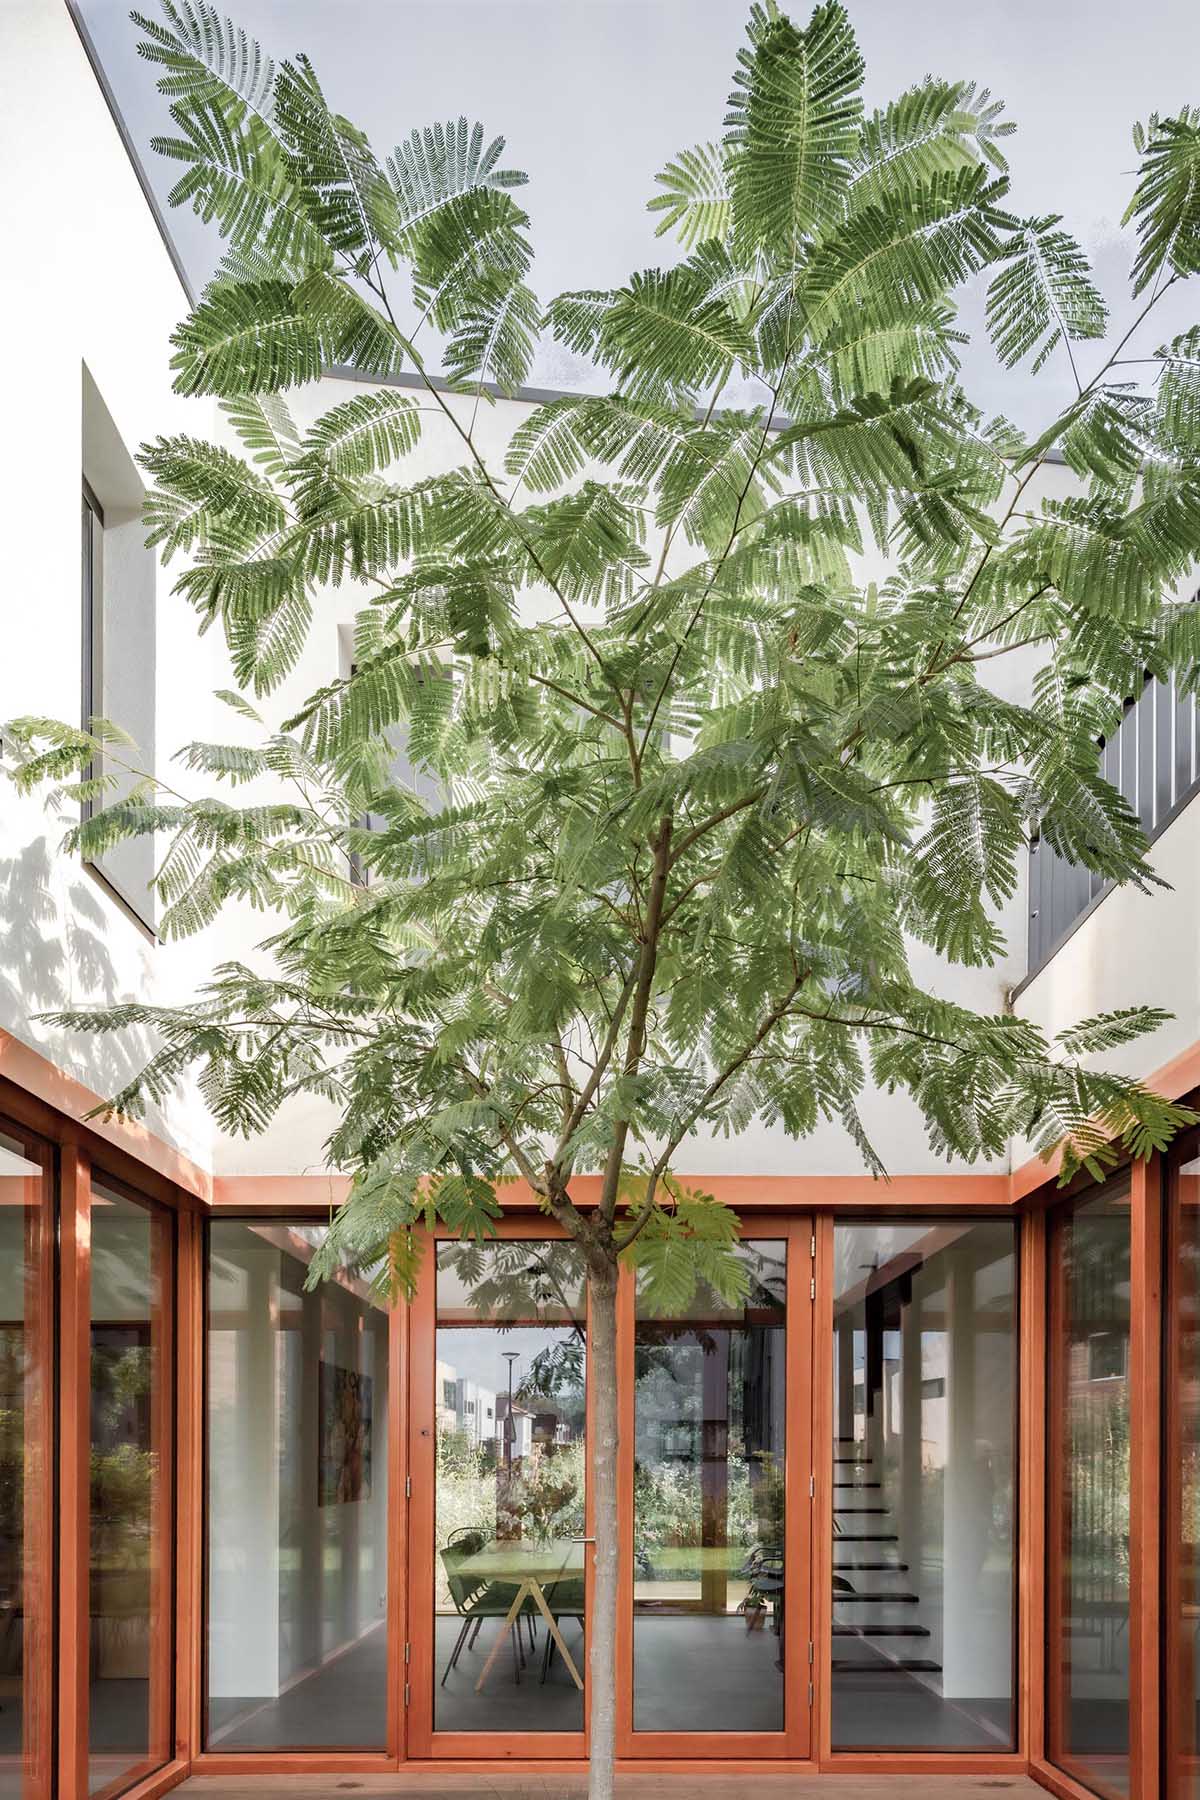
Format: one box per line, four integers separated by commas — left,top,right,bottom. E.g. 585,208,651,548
81,368,157,934
80,478,103,823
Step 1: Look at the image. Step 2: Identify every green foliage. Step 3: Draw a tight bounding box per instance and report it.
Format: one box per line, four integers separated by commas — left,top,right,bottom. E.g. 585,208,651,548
986,215,1108,373
8,0,1200,1307
648,142,731,250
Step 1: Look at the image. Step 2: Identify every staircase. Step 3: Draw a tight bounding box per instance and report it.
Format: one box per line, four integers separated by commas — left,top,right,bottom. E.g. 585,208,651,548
830,1437,941,1678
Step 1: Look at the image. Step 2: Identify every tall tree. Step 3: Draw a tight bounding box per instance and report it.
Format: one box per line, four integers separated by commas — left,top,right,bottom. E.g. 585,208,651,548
9,2,1200,1790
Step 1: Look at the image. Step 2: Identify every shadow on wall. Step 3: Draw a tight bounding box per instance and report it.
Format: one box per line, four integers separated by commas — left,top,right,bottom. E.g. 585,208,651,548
0,835,161,1108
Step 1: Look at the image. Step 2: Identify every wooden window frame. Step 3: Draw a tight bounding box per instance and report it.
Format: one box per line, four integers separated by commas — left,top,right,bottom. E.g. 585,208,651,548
83,1169,177,1800
0,1112,57,1800
1,1055,1182,1788
192,1212,404,1777
814,1211,1027,1776
1161,1132,1200,1800
1032,1157,1162,1800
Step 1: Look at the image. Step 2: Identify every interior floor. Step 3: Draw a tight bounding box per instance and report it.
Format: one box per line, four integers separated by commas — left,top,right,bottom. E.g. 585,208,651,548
208,1624,389,1750
198,1614,1145,1756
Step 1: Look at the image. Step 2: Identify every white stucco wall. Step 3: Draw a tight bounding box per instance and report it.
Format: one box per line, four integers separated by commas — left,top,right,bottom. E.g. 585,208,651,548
0,0,226,1169
1017,791,1200,1096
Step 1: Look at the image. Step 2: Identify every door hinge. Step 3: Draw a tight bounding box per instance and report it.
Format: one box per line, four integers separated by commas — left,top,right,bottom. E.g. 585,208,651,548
808,1680,814,1707
810,1233,816,1258
404,1641,410,1665
405,1474,412,1499
810,1275,816,1299
808,1639,814,1665
404,1682,410,1708
809,1473,815,1499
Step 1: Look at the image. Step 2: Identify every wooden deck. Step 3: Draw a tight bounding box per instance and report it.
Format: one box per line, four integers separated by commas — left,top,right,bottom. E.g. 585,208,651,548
172,1776,1047,1800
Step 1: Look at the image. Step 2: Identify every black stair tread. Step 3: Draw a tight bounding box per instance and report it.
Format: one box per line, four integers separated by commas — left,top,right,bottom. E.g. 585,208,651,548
834,1533,899,1542
833,1456,870,1465
832,1658,942,1674
834,1436,861,1443
833,1506,889,1513
832,1624,931,1639
833,1480,882,1488
833,1592,920,1603
834,1562,909,1572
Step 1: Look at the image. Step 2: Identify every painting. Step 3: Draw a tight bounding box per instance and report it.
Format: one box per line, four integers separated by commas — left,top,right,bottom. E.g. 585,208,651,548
318,1362,373,1505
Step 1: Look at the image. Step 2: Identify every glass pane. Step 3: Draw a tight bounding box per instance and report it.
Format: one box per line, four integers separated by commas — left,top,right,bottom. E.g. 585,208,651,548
206,1221,390,1749
88,1182,172,1797
633,1241,787,1734
1049,1180,1131,1797
831,1220,1017,1750
0,1126,52,1800
1170,1153,1200,1800
434,1240,587,1734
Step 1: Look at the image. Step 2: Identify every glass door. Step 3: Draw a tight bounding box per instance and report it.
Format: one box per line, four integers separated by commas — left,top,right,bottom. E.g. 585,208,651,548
619,1218,811,1759
0,1119,55,1800
828,1219,1018,1751
1047,1177,1132,1799
1165,1140,1200,1800
407,1228,589,1758
86,1177,174,1800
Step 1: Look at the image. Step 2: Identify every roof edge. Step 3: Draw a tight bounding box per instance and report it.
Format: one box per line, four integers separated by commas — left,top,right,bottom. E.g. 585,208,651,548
63,0,198,309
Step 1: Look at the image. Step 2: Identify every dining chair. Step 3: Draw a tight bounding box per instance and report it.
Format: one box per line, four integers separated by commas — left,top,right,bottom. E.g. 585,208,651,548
440,1532,538,1687
538,1574,585,1683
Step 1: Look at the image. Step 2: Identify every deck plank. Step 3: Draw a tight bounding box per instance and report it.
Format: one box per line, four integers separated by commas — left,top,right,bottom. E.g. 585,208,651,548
171,1776,1049,1799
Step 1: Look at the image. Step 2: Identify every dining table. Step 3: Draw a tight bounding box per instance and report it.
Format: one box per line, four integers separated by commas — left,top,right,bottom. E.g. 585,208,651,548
457,1537,587,1693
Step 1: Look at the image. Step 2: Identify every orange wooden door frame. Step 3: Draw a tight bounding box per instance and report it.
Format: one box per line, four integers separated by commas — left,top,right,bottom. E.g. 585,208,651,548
1163,1140,1200,1800
59,1139,191,1800
406,1216,589,1761
1040,1171,1154,1800
58,1141,92,1800
187,1207,401,1777
815,1211,1026,1773
0,1113,57,1800
1128,1154,1162,1800
82,1168,178,1800
616,1213,814,1763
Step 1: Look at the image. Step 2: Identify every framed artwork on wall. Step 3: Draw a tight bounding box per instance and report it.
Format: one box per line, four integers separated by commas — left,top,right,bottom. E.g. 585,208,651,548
318,1362,373,1505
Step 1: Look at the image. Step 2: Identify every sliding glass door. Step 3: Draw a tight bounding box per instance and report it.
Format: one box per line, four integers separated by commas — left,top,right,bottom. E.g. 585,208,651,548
1167,1143,1200,1800
205,1219,392,1752
1047,1178,1132,1798
408,1230,588,1757
87,1178,174,1799
0,1120,54,1800
621,1218,810,1758
829,1218,1017,1751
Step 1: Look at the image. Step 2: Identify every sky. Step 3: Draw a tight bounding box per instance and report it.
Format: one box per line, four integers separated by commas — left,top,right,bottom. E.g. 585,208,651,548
78,0,1200,432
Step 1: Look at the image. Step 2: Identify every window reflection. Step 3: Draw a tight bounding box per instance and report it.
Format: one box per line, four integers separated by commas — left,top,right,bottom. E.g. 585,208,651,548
831,1220,1016,1750
206,1221,389,1750
633,1241,787,1734
1048,1181,1131,1797
434,1240,587,1734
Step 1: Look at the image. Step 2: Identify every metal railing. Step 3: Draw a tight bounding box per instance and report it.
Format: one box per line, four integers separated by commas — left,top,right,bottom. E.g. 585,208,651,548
1027,672,1200,979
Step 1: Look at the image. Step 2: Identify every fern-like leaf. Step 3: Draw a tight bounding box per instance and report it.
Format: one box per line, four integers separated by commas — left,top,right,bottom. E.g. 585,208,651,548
725,0,865,254
986,215,1107,373
648,142,732,248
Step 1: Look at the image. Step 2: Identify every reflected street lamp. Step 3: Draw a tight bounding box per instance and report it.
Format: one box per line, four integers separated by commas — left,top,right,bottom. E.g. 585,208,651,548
501,1350,520,1467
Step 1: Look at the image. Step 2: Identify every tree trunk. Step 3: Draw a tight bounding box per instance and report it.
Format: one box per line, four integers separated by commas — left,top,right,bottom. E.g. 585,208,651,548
587,1254,619,1800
